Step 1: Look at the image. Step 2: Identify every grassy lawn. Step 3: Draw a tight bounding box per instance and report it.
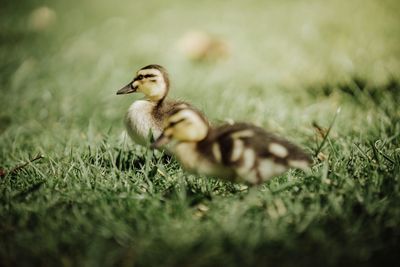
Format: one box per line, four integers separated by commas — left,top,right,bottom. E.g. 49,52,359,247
1,0,400,266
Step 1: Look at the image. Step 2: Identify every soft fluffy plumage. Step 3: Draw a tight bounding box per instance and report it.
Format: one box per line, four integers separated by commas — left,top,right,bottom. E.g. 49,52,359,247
117,64,205,146
153,108,312,185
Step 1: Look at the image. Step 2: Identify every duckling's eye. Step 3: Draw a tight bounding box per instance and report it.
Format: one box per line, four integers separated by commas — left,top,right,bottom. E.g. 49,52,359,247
137,75,144,80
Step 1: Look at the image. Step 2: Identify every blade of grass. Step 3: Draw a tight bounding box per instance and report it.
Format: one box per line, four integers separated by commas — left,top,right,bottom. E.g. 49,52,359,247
314,107,341,157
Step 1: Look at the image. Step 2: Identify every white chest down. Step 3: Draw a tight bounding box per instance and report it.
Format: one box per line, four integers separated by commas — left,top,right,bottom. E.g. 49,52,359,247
124,100,162,146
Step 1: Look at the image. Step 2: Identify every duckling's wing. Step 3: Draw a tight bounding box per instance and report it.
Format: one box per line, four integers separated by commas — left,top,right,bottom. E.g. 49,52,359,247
249,125,312,168
204,123,311,184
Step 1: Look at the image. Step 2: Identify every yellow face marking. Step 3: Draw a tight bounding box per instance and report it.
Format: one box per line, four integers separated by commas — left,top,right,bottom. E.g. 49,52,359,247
164,128,173,137
164,109,208,142
131,69,166,101
268,143,289,158
137,69,162,77
166,110,189,127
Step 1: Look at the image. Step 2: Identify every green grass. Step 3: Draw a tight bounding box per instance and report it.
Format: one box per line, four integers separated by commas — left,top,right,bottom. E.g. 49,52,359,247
1,0,400,266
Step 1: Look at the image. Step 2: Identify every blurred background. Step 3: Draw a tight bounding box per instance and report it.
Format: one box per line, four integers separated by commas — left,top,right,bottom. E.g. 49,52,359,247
1,0,399,139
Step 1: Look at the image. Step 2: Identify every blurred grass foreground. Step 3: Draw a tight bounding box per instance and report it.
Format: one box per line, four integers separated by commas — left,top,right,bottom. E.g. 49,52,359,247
1,0,400,266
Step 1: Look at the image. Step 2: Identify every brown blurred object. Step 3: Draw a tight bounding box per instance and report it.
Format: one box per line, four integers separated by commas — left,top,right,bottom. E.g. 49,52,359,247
177,31,230,62
312,121,328,139
317,152,328,161
28,6,57,31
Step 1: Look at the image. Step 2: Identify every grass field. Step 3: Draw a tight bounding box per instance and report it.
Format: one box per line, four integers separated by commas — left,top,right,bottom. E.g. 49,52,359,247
1,0,400,266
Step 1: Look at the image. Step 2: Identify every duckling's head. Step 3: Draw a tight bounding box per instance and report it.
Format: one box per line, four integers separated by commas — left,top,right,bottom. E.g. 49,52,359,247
117,64,169,102
152,108,209,148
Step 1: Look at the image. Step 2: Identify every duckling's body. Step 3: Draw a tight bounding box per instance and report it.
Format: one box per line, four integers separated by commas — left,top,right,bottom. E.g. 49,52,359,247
117,64,194,146
124,100,157,145
153,108,312,185
125,99,190,145
174,142,235,178
179,123,311,184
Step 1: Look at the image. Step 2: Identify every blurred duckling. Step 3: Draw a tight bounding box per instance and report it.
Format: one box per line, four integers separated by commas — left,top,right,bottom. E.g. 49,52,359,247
177,31,230,62
117,64,201,146
152,108,312,185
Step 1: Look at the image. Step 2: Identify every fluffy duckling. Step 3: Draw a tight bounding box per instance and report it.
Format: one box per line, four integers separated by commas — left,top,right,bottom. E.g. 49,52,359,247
152,108,312,185
117,64,195,146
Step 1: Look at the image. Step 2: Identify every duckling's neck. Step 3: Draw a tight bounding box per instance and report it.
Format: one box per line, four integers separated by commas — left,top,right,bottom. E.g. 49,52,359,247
149,96,166,106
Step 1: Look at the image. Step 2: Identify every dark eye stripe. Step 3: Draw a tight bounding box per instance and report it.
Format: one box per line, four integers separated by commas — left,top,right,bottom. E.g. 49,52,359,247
134,75,143,81
166,118,186,129
134,74,156,82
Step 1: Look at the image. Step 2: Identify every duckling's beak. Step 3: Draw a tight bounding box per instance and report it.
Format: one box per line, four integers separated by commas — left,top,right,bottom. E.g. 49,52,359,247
151,134,171,149
116,82,137,95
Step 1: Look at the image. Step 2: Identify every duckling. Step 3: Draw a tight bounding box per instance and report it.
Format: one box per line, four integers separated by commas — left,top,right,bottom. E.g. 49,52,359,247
152,108,312,185
116,64,196,146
